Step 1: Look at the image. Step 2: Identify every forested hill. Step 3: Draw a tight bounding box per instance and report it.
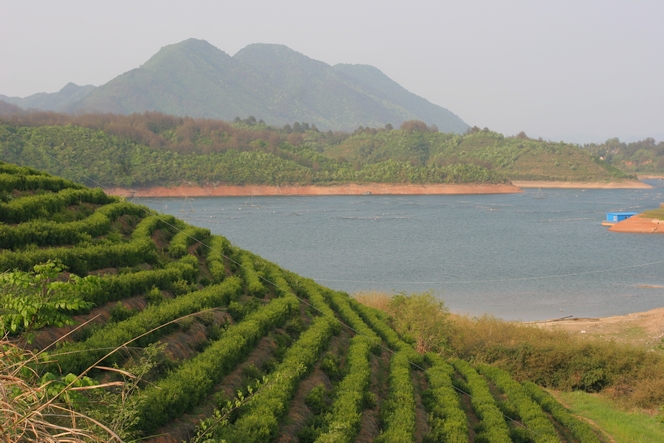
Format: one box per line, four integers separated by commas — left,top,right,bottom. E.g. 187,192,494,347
0,111,632,188
0,39,468,133
582,137,664,174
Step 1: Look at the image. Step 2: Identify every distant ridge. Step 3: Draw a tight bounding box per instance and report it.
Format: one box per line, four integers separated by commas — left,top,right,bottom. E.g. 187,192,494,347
2,39,468,132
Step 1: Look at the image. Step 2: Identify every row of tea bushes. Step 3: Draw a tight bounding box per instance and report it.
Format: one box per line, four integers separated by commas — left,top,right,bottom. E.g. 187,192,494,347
0,171,83,193
477,364,559,443
52,277,243,374
423,354,468,443
207,235,232,282
375,350,417,443
522,381,601,443
135,291,300,435
168,225,211,258
0,187,114,224
315,335,373,443
451,359,512,443
222,315,338,443
0,201,147,249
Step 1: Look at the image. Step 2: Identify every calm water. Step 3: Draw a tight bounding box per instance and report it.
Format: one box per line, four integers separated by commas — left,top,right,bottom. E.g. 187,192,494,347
136,183,664,320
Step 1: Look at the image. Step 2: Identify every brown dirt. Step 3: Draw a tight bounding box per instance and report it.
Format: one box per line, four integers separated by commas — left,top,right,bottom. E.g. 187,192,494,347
30,295,148,350
158,310,231,361
356,348,391,443
146,334,279,443
106,183,522,197
277,329,349,443
512,180,651,189
534,306,664,350
608,215,664,234
412,369,430,443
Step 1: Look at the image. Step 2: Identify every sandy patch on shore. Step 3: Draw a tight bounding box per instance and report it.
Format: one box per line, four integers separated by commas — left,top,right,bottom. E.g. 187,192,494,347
609,215,664,234
535,306,664,349
511,180,651,189
105,183,522,197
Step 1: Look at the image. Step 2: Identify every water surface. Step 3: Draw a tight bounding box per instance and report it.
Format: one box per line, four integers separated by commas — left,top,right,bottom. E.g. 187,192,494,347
137,184,664,320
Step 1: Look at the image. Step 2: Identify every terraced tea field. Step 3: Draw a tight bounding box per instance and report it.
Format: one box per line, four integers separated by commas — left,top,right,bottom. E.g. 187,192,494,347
0,161,608,442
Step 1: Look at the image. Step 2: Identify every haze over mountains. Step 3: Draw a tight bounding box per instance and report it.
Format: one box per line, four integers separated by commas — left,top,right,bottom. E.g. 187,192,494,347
0,39,468,133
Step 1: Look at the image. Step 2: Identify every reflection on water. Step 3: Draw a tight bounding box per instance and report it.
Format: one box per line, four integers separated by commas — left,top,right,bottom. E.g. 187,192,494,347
137,186,664,320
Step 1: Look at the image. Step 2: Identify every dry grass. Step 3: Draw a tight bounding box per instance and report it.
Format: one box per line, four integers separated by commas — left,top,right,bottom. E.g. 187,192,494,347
0,337,122,443
353,291,392,313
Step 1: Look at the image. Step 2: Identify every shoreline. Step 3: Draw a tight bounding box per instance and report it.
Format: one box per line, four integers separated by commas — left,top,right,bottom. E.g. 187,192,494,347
105,183,523,197
608,214,663,234
511,180,651,189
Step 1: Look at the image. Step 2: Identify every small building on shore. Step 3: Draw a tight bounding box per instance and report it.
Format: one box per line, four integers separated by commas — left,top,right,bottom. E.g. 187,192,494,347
603,211,638,226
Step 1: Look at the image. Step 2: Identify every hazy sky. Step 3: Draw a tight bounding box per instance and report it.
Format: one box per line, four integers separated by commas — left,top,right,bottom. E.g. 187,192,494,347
1,0,662,142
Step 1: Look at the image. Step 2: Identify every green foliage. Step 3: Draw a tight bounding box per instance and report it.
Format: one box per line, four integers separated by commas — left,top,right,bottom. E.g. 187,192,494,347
375,350,417,443
476,363,558,443
239,251,265,297
220,316,336,443
387,291,452,354
168,225,210,258
583,137,664,173
0,187,115,224
522,381,601,443
305,384,329,415
450,358,512,443
207,235,231,282
316,336,372,443
52,277,243,374
133,292,299,435
422,353,468,443
0,260,95,337
349,298,422,364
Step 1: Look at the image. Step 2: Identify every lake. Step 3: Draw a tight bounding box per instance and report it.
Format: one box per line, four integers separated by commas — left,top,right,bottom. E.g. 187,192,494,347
136,182,664,321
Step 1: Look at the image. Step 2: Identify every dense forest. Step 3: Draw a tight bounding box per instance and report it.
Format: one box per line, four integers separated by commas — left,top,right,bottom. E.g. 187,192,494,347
0,109,633,189
582,137,664,174
3,161,661,442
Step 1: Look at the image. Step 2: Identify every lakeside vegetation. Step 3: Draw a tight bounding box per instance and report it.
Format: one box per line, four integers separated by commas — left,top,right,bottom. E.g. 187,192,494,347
1,161,661,442
0,110,634,189
583,137,664,174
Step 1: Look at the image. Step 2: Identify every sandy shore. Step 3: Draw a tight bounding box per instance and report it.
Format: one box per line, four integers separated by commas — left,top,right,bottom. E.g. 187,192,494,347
535,306,664,348
105,183,522,197
608,215,664,234
511,180,652,189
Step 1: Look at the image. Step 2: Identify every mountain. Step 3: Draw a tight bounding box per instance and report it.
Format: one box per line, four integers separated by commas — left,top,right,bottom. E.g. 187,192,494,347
4,39,468,132
0,82,96,112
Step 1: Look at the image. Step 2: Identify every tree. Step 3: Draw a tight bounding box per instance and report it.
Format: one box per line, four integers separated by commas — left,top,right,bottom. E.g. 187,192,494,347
0,260,97,340
386,292,452,354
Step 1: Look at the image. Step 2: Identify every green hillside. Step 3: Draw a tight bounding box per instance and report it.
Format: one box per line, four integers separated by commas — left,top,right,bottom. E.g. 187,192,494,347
2,161,662,442
1,39,469,133
582,137,664,174
0,112,633,189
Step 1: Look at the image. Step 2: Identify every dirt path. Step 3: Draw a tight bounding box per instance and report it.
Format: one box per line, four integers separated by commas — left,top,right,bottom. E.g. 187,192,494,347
534,306,664,349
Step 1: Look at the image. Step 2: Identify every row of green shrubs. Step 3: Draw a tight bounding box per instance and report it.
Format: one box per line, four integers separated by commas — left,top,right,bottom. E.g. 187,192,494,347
349,298,422,365
286,274,338,321
134,291,300,435
237,250,265,297
375,350,417,443
0,161,50,177
207,235,231,282
477,363,558,443
0,187,115,224
522,381,600,443
315,335,373,443
0,236,158,274
52,277,243,374
222,315,338,443
322,288,380,348
168,225,211,258
0,201,146,249
84,255,199,306
0,171,83,193
423,354,468,443
450,359,512,443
